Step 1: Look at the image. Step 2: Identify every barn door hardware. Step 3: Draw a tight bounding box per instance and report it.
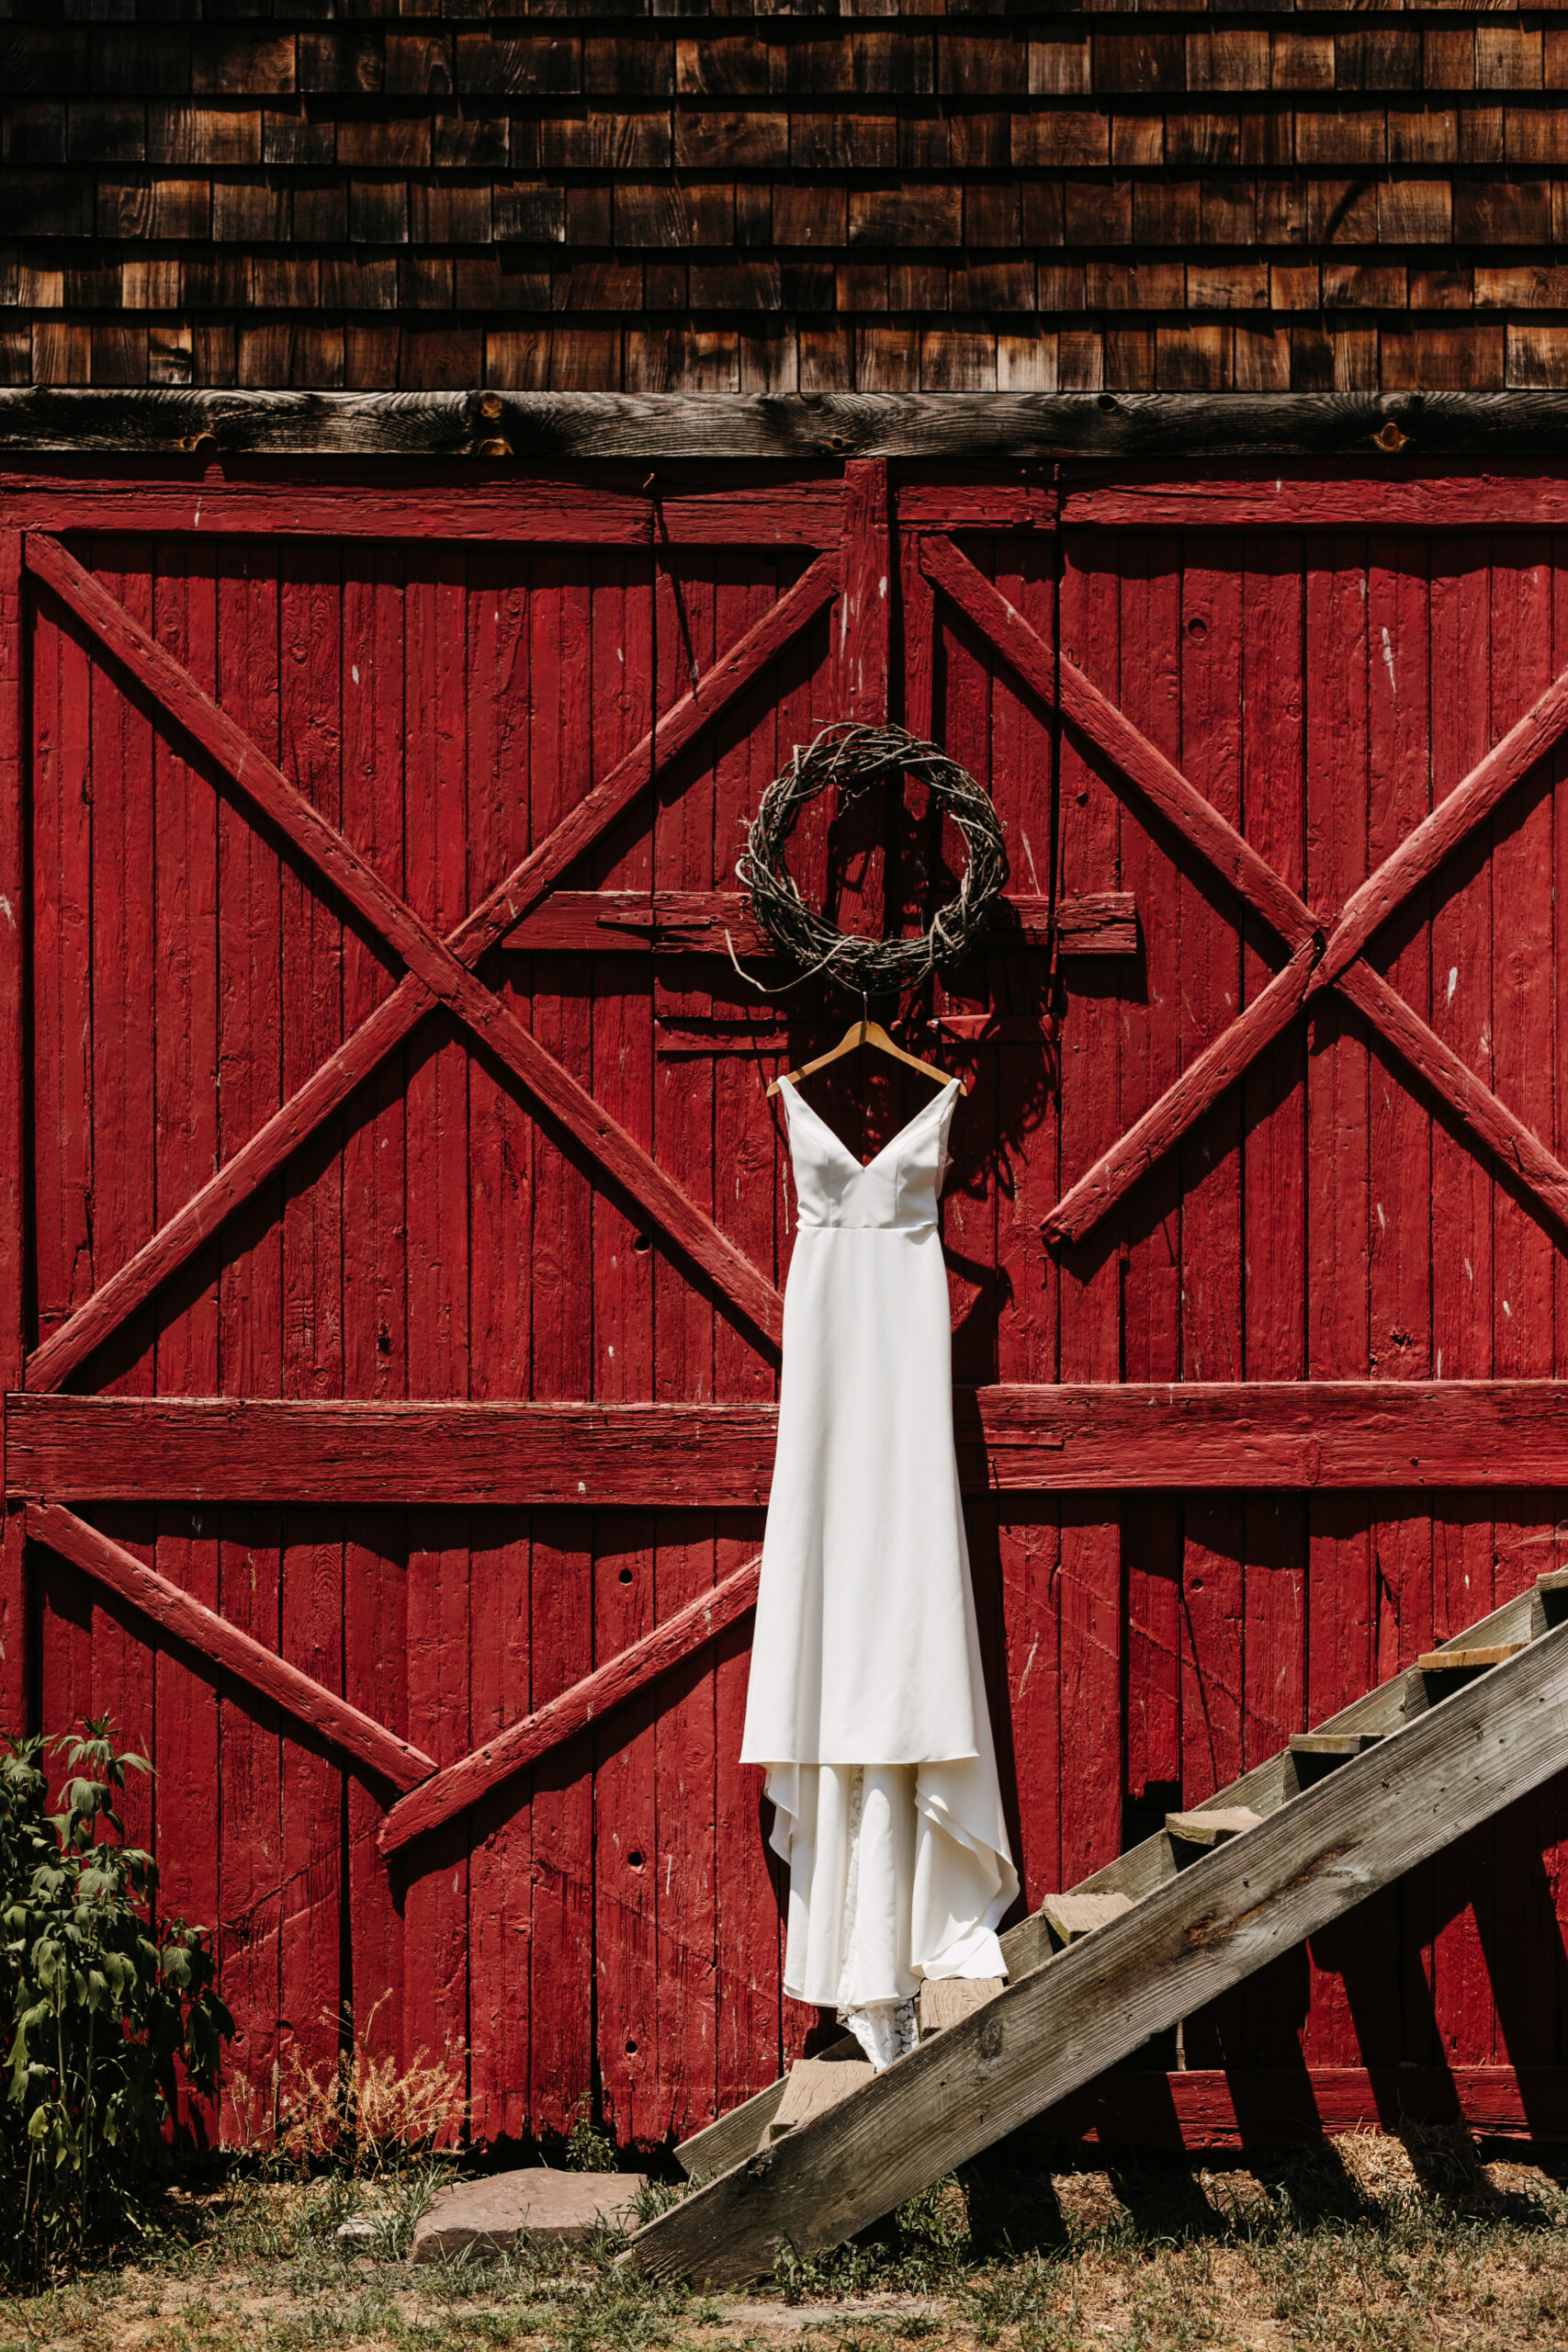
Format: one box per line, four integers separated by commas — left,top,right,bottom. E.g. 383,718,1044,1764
919,533,1568,1250
627,1569,1568,2283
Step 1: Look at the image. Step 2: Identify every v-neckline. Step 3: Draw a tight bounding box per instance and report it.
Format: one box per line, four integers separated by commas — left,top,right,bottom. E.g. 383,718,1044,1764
779,1074,956,1175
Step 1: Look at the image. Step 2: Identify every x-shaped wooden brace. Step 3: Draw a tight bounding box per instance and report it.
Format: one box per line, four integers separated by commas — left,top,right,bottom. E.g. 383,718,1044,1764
922,536,1568,1250
26,535,846,1388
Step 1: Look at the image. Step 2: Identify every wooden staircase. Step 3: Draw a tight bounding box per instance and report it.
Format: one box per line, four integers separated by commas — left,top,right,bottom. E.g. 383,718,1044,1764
625,1569,1568,2285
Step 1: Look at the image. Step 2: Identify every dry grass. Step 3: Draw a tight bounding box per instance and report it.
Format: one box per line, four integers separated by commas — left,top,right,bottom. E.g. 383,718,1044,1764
223,2002,469,2179
2,2132,1567,2352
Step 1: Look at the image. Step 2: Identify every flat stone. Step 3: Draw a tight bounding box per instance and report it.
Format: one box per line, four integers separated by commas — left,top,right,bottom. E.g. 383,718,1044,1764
411,2169,647,2262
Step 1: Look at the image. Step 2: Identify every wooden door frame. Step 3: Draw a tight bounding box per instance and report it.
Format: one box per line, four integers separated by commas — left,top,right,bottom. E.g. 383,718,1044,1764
7,463,1568,1873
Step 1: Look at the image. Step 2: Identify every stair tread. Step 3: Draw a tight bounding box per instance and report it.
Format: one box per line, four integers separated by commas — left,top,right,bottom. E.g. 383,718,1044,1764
1039,1890,1135,1942
671,1580,1552,2201
1416,1644,1528,1671
1166,1806,1263,1844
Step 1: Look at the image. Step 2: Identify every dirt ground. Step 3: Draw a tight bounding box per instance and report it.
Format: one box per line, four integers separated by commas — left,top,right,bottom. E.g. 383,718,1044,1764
5,2132,1568,2352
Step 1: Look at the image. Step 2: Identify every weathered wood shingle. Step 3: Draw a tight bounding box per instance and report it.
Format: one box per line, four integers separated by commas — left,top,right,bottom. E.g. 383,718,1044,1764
9,4,1568,392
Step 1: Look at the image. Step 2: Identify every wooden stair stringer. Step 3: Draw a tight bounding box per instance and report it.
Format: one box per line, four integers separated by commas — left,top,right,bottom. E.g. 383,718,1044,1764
674,1579,1551,2187
633,1603,1568,2281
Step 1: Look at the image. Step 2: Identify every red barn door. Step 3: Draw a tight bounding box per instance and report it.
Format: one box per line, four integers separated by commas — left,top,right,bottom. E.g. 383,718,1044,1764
6,461,1568,2152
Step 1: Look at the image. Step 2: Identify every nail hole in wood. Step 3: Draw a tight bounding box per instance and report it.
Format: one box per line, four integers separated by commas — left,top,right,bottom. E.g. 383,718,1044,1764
619,1567,633,1585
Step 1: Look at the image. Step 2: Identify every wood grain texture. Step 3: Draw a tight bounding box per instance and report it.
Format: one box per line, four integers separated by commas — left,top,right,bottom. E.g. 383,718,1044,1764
25,1501,435,1792
15,394,1568,461
17,1385,1568,1501
921,533,1320,953
380,1555,760,1856
25,547,838,1394
17,492,1568,2153
632,1616,1568,2283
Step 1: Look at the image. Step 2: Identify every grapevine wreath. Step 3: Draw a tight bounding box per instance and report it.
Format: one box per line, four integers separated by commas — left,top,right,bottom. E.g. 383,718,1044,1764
737,722,1009,993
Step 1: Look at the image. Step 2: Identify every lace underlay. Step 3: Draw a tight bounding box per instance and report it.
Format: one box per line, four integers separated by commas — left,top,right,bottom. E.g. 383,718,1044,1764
833,1766,920,2072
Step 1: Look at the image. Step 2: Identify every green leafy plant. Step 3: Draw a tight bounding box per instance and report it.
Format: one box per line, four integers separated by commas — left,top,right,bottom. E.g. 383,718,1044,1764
0,1718,231,2274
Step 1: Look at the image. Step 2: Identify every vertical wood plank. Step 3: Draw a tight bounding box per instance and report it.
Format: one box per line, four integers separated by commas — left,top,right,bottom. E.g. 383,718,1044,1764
1055,532,1122,1890
527,551,595,2142
1425,535,1496,2077
990,530,1060,1917
1485,535,1558,2075
592,545,665,2147
1303,535,1375,2075
214,542,285,2132
646,548,717,2146
838,458,892,726
465,548,534,2143
340,548,409,2085
277,542,345,2098
150,544,224,2143
401,548,472,2106
710,548,777,2130
0,529,27,1733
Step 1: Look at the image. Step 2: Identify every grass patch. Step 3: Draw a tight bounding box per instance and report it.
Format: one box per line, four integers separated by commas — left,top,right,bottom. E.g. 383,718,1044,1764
0,2133,1566,2352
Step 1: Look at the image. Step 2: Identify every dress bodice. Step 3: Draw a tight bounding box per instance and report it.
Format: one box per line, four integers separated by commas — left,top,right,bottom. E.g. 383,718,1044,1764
778,1077,959,1232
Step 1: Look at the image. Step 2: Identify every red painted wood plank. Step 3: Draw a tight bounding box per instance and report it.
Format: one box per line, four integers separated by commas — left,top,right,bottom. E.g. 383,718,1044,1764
525,549,597,2144
481,549,837,944
1043,940,1318,1248
1301,537,1375,2078
20,1383,1568,1499
208,544,287,2135
29,535,784,1360
989,533,1061,1924
401,548,473,2109
710,548,784,2127
464,550,535,2143
592,543,662,2146
275,546,347,2098
1235,539,1309,2099
839,458,892,725
502,888,1134,958
25,548,834,1393
0,479,842,548
922,534,1319,954
1340,961,1568,1239
337,550,413,2088
1170,535,1249,2074
1054,533,1122,1895
1063,476,1568,535
26,1500,434,1791
0,530,24,1727
1317,642,1568,993
381,1556,760,1859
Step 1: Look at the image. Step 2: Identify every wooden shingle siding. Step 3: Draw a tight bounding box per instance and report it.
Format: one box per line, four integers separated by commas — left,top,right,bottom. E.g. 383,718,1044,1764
9,6,1568,391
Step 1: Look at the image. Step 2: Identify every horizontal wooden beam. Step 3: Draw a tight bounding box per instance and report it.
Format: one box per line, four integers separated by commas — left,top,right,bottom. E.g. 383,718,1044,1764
0,474,1050,545
12,390,1568,463
25,1500,435,1792
502,889,1136,959
379,1554,761,1857
1063,471,1568,532
11,1382,1568,1502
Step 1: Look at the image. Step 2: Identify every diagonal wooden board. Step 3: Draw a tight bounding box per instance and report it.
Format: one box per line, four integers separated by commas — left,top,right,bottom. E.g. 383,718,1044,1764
25,541,840,1389
920,534,1568,1250
631,1604,1568,2282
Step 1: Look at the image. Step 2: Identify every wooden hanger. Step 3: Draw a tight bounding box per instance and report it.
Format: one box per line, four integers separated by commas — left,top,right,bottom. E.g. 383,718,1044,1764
767,1010,966,1099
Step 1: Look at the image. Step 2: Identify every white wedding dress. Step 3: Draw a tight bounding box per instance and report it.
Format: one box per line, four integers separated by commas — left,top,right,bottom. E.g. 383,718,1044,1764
740,1075,1018,2069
